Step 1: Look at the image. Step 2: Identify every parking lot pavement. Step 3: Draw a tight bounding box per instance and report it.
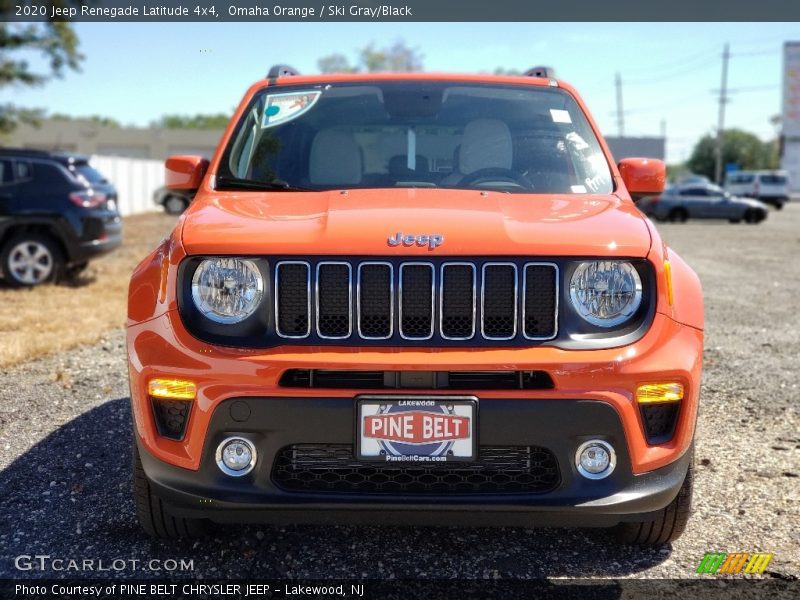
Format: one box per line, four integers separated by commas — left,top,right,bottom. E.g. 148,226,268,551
0,205,798,581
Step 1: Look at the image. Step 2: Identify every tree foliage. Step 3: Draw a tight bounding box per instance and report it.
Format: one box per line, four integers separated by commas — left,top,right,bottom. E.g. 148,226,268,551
317,40,423,73
686,129,779,182
0,10,83,134
154,113,230,129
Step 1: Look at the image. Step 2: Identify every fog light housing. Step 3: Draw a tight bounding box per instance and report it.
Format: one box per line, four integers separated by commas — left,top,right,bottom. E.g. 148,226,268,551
216,437,257,476
575,440,616,480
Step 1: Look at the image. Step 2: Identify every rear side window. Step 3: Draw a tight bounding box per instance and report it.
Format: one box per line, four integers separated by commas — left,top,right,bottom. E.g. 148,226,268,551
72,163,107,185
33,162,72,189
16,161,33,182
0,159,12,184
759,175,786,185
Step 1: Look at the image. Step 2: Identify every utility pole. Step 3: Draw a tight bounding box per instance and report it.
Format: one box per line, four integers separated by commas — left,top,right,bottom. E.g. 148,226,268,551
615,72,625,137
714,43,730,184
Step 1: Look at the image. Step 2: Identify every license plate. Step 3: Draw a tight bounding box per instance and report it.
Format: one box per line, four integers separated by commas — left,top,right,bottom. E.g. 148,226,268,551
357,396,477,462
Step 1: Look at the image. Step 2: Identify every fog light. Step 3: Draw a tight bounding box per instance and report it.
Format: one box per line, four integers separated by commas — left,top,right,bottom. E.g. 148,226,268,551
575,440,616,480
216,437,257,476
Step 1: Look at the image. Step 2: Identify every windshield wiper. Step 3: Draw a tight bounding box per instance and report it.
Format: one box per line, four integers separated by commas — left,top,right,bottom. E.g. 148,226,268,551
215,177,312,192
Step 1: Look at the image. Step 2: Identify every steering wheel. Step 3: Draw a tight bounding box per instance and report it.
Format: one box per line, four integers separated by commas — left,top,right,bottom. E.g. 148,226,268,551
459,167,533,190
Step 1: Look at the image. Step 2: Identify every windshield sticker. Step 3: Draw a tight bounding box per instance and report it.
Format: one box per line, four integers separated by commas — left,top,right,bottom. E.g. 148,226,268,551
261,91,321,128
571,185,588,193
550,109,572,124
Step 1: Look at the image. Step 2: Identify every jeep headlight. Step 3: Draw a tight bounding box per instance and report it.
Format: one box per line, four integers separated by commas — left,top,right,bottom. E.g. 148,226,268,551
191,258,264,324
569,261,642,327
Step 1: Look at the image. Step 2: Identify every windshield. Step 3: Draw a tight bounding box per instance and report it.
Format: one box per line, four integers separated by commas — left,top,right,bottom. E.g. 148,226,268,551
220,82,613,194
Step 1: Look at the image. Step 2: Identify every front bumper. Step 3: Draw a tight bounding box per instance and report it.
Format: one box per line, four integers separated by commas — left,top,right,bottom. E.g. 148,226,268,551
138,397,693,527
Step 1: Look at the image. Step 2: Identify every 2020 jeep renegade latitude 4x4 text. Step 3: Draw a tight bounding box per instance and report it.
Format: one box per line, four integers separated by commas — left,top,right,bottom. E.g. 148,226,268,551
127,67,702,544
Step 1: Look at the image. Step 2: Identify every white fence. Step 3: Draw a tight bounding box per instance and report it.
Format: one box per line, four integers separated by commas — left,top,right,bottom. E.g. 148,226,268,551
89,155,165,216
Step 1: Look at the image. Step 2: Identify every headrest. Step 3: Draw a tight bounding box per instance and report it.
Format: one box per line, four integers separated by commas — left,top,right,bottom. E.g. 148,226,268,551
309,129,362,185
459,119,512,175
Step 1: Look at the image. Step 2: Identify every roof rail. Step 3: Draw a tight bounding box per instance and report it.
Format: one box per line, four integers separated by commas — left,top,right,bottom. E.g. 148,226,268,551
266,64,300,79
524,66,556,79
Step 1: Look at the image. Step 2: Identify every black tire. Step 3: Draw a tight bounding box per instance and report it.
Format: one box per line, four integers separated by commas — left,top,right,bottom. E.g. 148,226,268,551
613,451,694,546
775,203,784,211
744,209,764,224
668,208,688,223
0,233,64,288
133,444,208,539
164,195,188,215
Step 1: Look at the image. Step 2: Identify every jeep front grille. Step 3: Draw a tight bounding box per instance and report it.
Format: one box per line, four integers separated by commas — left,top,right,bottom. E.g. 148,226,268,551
274,259,558,344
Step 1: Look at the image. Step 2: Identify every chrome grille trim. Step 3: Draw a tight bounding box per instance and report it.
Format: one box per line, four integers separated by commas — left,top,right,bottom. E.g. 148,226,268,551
439,262,477,340
274,261,311,339
398,262,435,340
522,262,559,341
356,262,394,340
480,262,518,340
315,261,352,339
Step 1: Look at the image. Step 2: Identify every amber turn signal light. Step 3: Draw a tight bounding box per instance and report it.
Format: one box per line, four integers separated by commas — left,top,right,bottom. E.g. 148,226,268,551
148,378,197,400
636,382,684,404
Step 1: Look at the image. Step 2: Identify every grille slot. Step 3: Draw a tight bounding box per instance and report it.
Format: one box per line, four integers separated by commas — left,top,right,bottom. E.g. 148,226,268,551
399,263,434,339
357,263,393,339
440,263,476,339
275,261,310,338
523,263,558,339
279,369,555,390
272,444,560,494
316,262,352,338
641,403,680,444
482,263,518,339
150,398,191,440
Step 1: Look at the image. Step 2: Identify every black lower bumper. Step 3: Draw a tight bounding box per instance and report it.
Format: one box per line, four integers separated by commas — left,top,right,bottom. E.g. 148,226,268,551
138,397,691,528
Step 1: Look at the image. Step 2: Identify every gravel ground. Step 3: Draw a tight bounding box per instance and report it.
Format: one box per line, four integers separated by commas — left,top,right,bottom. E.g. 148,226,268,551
0,204,798,582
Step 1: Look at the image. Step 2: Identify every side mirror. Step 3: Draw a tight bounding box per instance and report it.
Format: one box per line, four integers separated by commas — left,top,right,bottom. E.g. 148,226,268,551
618,158,666,201
165,155,209,191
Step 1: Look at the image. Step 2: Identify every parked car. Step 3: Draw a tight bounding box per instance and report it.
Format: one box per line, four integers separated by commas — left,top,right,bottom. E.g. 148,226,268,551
153,185,194,214
127,66,703,546
0,148,122,286
724,170,790,209
639,183,769,224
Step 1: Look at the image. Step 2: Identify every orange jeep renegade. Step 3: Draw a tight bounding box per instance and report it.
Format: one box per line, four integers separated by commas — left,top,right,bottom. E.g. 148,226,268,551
127,66,703,544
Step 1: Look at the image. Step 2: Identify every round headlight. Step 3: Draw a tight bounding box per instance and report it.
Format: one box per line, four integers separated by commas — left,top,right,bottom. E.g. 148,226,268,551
191,258,264,324
569,261,642,327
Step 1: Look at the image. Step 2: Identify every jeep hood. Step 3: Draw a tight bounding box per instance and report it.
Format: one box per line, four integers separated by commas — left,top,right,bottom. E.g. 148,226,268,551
180,188,652,257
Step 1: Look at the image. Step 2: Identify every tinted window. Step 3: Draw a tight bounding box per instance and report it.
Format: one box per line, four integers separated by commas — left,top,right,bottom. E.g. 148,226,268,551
0,159,12,184
16,161,33,181
71,162,107,185
759,175,786,185
222,82,613,194
680,187,706,196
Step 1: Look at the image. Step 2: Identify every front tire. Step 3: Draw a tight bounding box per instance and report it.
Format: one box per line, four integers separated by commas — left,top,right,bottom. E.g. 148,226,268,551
1,233,64,288
133,444,208,539
613,451,694,546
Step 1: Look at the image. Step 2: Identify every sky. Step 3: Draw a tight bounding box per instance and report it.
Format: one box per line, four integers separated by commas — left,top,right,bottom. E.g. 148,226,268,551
6,21,797,163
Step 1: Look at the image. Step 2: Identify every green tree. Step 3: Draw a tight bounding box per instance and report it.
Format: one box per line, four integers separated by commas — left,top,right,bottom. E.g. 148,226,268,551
317,40,423,73
154,113,230,129
686,129,778,182
0,10,83,134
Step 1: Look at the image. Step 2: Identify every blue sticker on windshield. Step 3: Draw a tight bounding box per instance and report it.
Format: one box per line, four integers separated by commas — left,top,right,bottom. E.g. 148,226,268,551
261,91,321,128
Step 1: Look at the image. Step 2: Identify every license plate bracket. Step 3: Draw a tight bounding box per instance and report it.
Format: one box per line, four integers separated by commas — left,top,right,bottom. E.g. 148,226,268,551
356,395,477,462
